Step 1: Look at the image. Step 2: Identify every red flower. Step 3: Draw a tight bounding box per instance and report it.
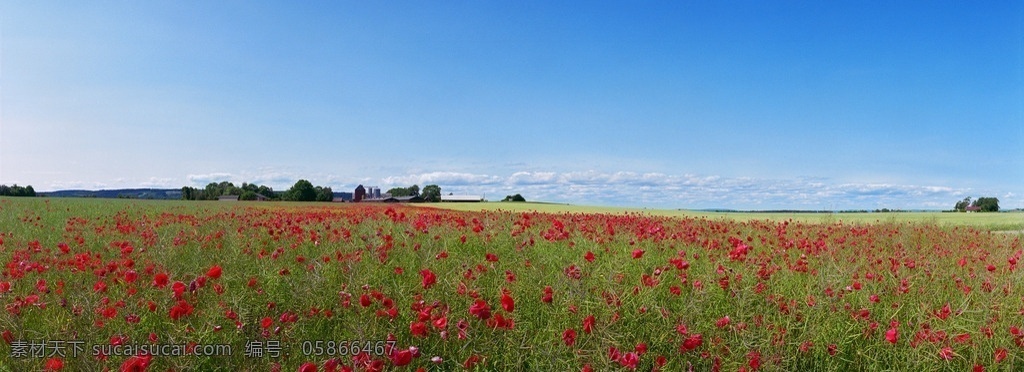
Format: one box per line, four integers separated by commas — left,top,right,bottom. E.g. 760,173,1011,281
680,334,703,352
152,273,168,288
485,253,499,262
410,321,428,337
44,357,64,371
469,299,491,320
462,354,481,369
261,317,273,329
939,346,954,360
562,329,577,346
584,251,595,262
171,281,186,298
168,300,193,321
618,352,639,369
582,315,595,334
391,349,413,366
120,354,152,372
298,362,317,372
994,347,1008,363
632,249,645,259
747,350,762,370
885,327,898,344
715,316,731,328
420,269,437,289
206,265,222,279
541,286,553,303
500,292,515,313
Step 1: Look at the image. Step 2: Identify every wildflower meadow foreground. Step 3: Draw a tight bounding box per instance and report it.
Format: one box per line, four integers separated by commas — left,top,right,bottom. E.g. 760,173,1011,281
0,197,1022,371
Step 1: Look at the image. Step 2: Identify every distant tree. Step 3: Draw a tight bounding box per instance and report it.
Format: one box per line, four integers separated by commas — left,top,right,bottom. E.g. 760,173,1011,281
972,197,1000,212
421,185,441,202
387,187,410,197
409,184,420,197
181,187,194,200
239,190,258,200
315,186,334,202
954,197,972,212
256,185,275,199
286,180,317,201
502,194,526,202
0,184,37,197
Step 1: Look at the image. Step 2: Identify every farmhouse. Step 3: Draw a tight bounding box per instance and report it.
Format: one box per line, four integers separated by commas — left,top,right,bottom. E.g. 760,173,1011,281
966,205,981,213
441,194,484,202
218,195,239,202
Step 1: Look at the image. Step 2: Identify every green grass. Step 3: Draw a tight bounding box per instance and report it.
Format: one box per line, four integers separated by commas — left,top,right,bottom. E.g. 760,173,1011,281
420,202,1024,232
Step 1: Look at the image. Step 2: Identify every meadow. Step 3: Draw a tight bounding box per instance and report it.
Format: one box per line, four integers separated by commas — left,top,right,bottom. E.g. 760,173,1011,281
0,197,1022,371
423,202,1024,232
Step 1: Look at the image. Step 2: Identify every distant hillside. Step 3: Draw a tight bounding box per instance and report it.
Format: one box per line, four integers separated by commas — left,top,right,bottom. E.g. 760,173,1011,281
41,188,182,199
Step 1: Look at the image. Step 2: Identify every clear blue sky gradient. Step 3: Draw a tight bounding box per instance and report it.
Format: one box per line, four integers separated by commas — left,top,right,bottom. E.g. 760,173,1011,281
2,2,1021,209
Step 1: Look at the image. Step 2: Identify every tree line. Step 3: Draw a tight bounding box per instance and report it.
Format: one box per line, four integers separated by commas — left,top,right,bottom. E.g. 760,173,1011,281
386,184,442,202
0,184,36,197
181,180,333,202
954,197,999,212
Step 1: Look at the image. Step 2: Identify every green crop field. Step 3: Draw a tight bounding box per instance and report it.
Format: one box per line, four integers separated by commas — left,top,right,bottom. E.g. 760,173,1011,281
420,202,1024,232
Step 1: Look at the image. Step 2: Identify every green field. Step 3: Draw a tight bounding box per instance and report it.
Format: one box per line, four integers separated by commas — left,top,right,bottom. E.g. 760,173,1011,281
420,202,1024,232
2,196,1024,370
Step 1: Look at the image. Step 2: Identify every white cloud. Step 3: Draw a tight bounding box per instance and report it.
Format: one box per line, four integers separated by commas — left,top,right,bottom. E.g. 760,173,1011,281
377,170,980,210
186,173,234,186
139,177,176,188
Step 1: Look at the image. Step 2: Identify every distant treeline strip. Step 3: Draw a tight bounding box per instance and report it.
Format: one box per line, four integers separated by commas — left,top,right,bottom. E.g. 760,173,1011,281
181,180,334,202
0,184,36,197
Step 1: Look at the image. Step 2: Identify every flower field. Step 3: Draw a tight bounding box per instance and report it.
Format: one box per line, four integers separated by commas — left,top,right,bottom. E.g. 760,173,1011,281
0,197,1022,371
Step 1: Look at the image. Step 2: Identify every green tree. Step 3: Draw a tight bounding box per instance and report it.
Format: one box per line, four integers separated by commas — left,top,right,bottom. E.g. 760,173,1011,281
422,185,442,202
315,186,334,202
287,180,317,201
954,197,972,212
972,197,1000,212
502,194,526,202
387,187,410,197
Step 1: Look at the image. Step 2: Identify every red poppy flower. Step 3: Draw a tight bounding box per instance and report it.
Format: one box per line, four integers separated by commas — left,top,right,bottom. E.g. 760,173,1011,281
420,269,437,289
562,329,577,346
939,346,954,360
632,249,645,259
44,357,64,371
995,347,1008,363
120,354,152,372
500,292,515,313
152,273,168,288
885,327,898,344
680,334,703,352
206,265,222,279
469,299,491,320
618,351,639,369
391,349,413,366
583,315,595,334
410,321,428,337
298,362,317,372
168,300,193,321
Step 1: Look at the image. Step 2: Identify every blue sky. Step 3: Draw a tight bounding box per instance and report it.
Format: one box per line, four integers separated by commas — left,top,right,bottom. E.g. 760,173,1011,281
1,2,1021,210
